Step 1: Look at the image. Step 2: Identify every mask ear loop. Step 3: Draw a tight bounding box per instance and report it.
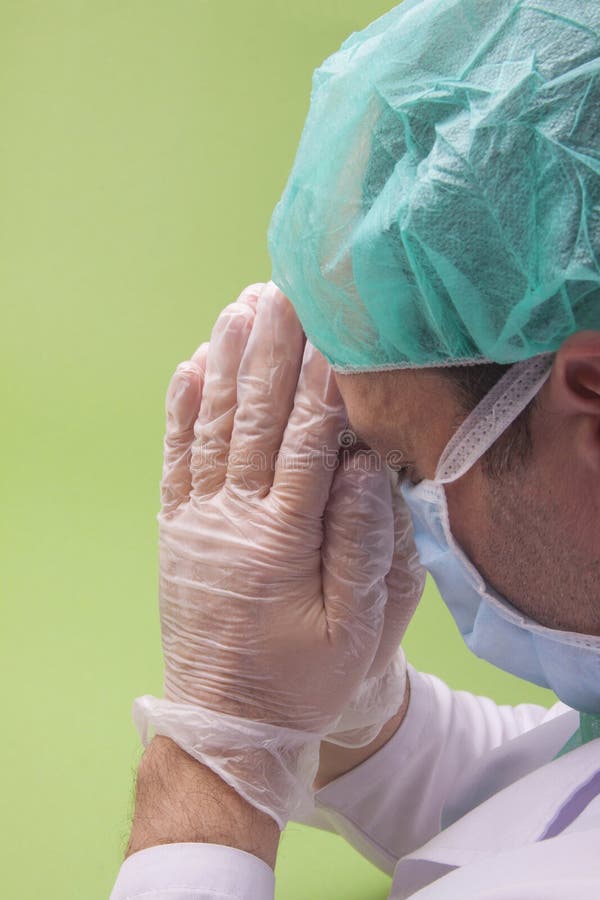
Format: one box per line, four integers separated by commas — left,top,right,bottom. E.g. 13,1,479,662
434,353,554,485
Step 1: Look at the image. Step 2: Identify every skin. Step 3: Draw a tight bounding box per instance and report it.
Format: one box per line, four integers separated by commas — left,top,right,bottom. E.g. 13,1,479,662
123,324,600,876
124,286,412,872
335,330,600,636
126,692,409,869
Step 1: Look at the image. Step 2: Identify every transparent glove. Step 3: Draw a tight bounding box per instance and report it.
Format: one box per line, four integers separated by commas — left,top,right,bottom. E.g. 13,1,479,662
134,283,404,828
323,472,425,747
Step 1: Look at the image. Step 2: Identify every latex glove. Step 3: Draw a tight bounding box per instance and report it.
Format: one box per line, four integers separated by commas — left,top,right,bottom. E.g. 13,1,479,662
192,286,426,750
323,470,425,747
134,282,401,828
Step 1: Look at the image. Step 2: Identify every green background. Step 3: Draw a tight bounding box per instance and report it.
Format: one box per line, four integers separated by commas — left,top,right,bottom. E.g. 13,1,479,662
0,2,556,898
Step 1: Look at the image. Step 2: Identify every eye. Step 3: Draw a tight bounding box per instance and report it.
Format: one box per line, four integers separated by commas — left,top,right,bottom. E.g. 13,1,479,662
385,449,423,484
394,464,422,486
388,461,410,480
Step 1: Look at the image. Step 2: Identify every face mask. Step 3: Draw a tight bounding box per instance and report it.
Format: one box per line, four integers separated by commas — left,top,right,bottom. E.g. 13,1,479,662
401,353,600,714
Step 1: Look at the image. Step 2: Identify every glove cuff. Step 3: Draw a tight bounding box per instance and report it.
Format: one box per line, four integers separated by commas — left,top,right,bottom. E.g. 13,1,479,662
132,695,321,830
324,646,407,748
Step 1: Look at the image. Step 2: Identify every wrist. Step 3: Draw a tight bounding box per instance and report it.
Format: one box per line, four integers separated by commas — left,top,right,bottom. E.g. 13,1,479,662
313,671,411,790
325,646,407,747
132,695,321,830
126,736,280,869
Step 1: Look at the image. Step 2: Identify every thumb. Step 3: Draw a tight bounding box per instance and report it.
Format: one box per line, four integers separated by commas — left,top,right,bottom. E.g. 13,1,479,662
365,471,426,678
321,454,395,664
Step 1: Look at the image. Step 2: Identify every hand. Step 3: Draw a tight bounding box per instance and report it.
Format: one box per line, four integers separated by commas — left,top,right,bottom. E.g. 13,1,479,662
134,282,405,827
126,736,280,870
323,472,425,747
161,282,425,751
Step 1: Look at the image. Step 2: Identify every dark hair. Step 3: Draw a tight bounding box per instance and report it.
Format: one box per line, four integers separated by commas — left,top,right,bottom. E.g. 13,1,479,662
443,363,534,478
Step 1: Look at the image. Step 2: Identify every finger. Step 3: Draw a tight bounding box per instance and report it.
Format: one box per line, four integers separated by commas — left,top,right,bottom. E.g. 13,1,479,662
235,282,266,314
189,283,263,371
160,349,207,513
226,282,305,496
190,299,256,497
270,342,346,517
321,458,395,668
365,472,426,678
195,283,264,349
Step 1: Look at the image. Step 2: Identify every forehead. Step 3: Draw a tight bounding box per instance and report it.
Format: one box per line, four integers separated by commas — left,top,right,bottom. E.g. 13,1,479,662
334,367,461,474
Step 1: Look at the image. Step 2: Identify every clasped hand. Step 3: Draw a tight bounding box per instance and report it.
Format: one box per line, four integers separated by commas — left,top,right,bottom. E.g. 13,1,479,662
134,282,424,827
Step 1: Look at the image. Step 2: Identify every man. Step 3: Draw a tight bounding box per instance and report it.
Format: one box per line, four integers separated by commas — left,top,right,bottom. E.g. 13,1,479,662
110,1,600,896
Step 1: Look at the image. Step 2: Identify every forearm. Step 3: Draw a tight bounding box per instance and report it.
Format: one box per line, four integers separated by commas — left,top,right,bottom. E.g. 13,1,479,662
314,672,411,791
125,671,410,866
126,735,280,870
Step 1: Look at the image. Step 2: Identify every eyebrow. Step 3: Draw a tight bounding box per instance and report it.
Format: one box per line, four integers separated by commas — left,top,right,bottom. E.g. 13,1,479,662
347,418,404,456
346,418,422,478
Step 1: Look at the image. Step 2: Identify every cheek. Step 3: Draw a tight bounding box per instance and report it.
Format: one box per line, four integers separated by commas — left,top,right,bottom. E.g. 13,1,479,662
444,472,497,574
444,471,535,608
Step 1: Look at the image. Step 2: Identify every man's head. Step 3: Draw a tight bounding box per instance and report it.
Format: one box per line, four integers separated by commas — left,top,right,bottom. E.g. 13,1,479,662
268,1,600,375
335,330,600,636
266,1,600,643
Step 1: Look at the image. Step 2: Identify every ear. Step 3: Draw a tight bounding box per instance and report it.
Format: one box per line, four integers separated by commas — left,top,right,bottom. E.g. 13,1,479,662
546,330,600,472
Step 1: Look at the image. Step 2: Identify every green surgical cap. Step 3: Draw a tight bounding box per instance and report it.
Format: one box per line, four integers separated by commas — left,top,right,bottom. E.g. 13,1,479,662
267,0,600,371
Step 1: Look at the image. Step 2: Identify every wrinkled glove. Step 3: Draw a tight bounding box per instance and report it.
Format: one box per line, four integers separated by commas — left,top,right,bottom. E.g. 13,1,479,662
323,471,425,747
133,282,421,828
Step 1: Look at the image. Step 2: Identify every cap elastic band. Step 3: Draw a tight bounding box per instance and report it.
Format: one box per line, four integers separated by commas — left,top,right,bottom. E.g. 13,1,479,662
435,354,554,484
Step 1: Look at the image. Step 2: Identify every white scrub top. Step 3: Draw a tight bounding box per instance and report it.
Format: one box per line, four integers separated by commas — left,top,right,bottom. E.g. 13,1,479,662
110,665,600,899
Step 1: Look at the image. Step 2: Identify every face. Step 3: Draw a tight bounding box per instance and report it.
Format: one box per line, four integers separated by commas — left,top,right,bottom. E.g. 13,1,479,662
335,341,600,637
